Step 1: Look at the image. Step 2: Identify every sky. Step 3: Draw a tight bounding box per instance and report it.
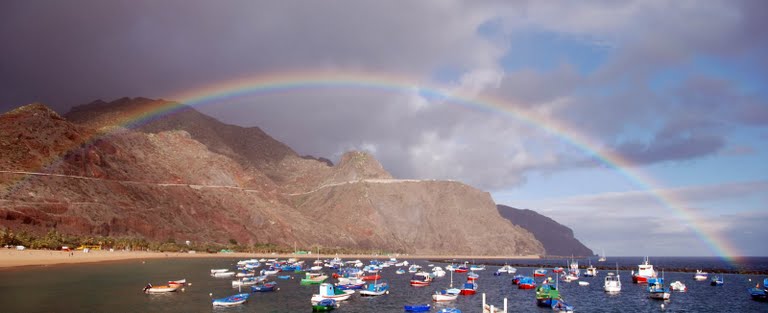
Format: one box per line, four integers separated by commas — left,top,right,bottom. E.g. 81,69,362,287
1,0,767,257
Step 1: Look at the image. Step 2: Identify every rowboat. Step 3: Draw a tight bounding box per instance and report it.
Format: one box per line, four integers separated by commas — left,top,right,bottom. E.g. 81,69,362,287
142,283,180,294
168,279,186,286
211,271,235,278
251,281,278,292
312,299,338,311
410,272,432,287
310,283,355,304
301,272,329,285
404,304,430,312
359,281,389,296
212,293,250,306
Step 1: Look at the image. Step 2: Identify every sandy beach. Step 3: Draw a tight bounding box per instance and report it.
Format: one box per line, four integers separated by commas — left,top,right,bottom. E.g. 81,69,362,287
0,249,538,269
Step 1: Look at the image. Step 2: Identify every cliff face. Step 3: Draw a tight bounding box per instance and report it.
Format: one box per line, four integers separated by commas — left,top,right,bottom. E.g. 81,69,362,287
497,204,594,257
0,99,545,255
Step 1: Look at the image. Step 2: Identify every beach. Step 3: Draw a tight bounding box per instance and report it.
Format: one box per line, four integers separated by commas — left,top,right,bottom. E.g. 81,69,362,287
0,248,539,269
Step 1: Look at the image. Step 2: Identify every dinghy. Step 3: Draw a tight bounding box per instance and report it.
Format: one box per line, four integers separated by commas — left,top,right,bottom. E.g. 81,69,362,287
212,293,250,306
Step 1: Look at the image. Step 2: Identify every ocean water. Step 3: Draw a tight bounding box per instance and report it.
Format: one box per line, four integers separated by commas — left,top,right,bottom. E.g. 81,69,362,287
0,257,766,312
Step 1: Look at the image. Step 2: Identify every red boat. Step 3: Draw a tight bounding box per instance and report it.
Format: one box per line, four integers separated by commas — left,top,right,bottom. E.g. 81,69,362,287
459,280,477,295
631,256,657,284
518,277,536,289
410,272,432,287
455,267,469,273
552,267,564,273
362,274,381,281
467,272,479,281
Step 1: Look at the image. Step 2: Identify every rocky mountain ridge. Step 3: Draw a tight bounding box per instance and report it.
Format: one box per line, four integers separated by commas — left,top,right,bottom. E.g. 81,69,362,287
0,99,545,255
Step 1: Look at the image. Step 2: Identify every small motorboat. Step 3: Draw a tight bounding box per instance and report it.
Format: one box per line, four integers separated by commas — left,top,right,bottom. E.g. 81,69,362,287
512,274,524,285
410,272,433,287
167,279,186,286
438,308,461,313
310,283,355,304
359,281,389,296
210,268,229,274
693,269,708,281
404,304,431,312
432,288,459,301
301,272,329,285
552,299,575,313
711,275,724,286
212,293,250,306
534,268,547,277
670,281,687,291
470,264,486,271
748,280,767,302
459,280,477,295
211,271,236,278
467,272,479,281
578,281,589,286
142,283,180,294
277,275,291,280
604,272,621,293
648,279,671,300
312,299,338,311
396,268,406,275
518,277,536,289
251,281,277,292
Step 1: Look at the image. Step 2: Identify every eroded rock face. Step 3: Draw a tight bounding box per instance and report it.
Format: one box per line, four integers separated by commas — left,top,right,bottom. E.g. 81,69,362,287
0,100,545,255
497,205,594,257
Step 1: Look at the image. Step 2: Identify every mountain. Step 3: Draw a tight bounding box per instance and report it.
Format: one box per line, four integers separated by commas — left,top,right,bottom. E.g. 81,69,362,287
0,99,544,255
497,204,594,257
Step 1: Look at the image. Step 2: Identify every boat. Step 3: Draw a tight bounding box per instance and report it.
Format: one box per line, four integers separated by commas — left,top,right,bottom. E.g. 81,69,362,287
396,268,406,275
277,275,292,280
603,266,621,293
211,268,229,274
232,276,263,287
454,263,469,273
459,280,477,295
578,281,589,286
432,266,446,278
552,267,564,274
518,276,536,289
710,275,724,286
670,281,687,291
310,283,355,304
511,274,524,285
536,277,560,307
410,272,433,287
631,256,657,284
495,264,516,275
301,272,329,285
361,274,382,281
312,299,338,311
467,272,479,281
251,281,277,292
583,260,597,277
404,304,431,312
433,266,460,302
142,283,180,294
566,258,580,280
598,249,606,262
748,279,768,302
212,293,250,306
693,269,708,281
470,264,486,271
648,278,671,300
408,264,422,273
534,268,547,277
552,299,575,313
437,309,461,313
359,277,389,296
211,271,235,278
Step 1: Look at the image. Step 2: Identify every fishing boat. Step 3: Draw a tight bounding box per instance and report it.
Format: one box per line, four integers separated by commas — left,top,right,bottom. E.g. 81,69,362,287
552,299,575,313
583,261,597,277
310,283,355,304
459,280,477,295
693,269,708,281
518,276,536,289
433,266,460,301
598,249,606,262
410,272,433,287
396,268,406,275
670,281,687,291
534,268,547,277
603,267,621,293
251,281,277,292
648,278,671,300
631,256,657,284
748,279,768,302
359,275,389,296
212,293,250,306
710,275,724,286
536,277,560,307
404,304,431,312
142,283,180,294
312,299,338,311
566,258,580,279
301,272,329,285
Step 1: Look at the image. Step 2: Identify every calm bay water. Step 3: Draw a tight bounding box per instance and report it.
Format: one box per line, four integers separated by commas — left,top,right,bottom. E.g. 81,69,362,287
0,256,766,312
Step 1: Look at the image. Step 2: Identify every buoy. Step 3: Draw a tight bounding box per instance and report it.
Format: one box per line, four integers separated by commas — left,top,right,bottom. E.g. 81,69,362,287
188,283,192,286
181,288,185,292
209,293,213,297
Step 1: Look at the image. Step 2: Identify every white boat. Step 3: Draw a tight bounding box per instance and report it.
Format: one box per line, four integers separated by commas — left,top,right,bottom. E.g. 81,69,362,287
432,267,446,278
578,281,589,286
210,268,229,274
604,266,621,293
496,264,516,274
693,269,708,281
211,271,235,278
310,283,355,304
670,281,687,291
583,260,597,277
143,283,180,294
598,249,606,262
470,264,486,271
310,265,323,271
432,267,460,302
236,271,255,278
212,293,249,306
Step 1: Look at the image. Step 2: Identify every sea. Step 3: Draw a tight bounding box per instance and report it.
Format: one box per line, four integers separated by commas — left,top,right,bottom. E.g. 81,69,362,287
0,256,766,312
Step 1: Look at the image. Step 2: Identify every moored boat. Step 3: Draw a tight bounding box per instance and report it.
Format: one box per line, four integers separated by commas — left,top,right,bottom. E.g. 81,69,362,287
459,280,477,295
552,267,564,274
552,299,575,313
168,279,186,286
748,280,767,302
301,272,329,285
710,275,724,286
432,288,459,301
536,278,560,307
396,268,406,275
694,270,708,281
648,279,671,300
212,293,250,306
534,268,547,277
467,272,479,281
437,308,461,313
142,283,180,294
604,270,621,293
583,262,597,277
251,281,277,292
359,281,389,296
404,304,431,312
310,283,355,304
470,264,486,271
670,281,687,291
312,299,338,311
211,271,236,278
518,276,536,289
631,256,657,284
410,272,433,287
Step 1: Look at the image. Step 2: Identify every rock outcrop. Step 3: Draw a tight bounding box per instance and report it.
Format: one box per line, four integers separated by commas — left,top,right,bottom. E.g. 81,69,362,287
497,204,593,257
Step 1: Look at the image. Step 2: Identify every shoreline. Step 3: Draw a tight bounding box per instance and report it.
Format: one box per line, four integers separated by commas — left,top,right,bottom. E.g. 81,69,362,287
0,249,539,270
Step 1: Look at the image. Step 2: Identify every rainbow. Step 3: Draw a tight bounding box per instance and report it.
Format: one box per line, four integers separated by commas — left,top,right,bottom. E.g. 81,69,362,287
5,69,742,261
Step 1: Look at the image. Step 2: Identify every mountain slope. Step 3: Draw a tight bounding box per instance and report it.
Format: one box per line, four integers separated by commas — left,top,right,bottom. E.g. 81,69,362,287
497,204,593,257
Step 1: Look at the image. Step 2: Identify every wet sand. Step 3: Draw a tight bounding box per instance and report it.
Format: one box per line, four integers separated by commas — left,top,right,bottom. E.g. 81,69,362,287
0,249,538,269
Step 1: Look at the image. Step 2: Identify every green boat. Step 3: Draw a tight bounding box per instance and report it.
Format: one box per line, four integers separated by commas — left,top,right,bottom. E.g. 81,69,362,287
301,272,328,285
536,277,560,307
312,299,338,311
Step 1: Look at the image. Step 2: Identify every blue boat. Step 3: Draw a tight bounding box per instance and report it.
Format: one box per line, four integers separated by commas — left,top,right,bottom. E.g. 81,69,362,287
277,275,291,280
748,278,768,302
437,308,461,313
359,281,389,296
212,293,250,307
710,275,724,286
251,281,277,292
312,299,338,311
552,299,575,313
404,304,430,312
